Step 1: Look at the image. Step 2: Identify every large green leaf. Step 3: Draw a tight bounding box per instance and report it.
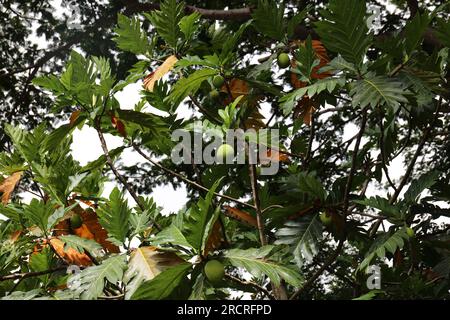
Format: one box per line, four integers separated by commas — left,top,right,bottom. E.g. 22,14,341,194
435,18,450,48
252,0,285,41
353,196,401,218
80,146,125,173
350,74,409,109
179,12,202,42
131,263,192,300
224,246,302,287
151,224,192,249
315,0,371,66
181,179,221,252
398,67,442,107
292,36,319,82
69,254,127,300
279,77,345,115
403,171,440,204
403,12,431,56
116,109,169,137
168,68,217,106
97,187,131,245
358,228,410,271
59,235,103,256
220,21,252,62
113,14,151,55
23,199,56,232
275,215,323,268
145,0,184,49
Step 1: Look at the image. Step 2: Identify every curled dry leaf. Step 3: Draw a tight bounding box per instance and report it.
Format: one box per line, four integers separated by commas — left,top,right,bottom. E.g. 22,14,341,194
69,110,82,127
53,205,120,253
9,230,22,242
111,115,127,137
0,171,23,205
203,220,226,256
290,40,331,125
143,55,178,92
49,238,92,266
223,206,258,228
260,149,290,165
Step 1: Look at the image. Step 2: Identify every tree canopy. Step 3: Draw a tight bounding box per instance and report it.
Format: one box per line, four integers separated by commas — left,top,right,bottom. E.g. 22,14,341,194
0,0,449,300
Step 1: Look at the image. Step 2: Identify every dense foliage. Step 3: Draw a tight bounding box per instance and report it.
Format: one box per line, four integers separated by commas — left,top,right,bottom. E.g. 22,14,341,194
0,0,449,300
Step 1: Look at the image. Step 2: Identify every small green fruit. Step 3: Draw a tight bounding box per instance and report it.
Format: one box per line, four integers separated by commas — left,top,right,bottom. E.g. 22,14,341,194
212,75,225,88
406,227,415,238
70,214,83,229
204,260,225,284
277,53,290,69
216,144,234,160
319,211,332,226
210,89,220,99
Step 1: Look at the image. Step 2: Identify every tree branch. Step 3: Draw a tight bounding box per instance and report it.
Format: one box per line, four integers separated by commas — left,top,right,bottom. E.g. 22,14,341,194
289,239,345,300
189,95,221,124
0,267,66,282
406,0,419,16
248,163,266,246
343,110,368,215
131,143,255,209
94,121,162,231
378,114,398,192
370,100,442,236
122,0,253,21
225,274,275,300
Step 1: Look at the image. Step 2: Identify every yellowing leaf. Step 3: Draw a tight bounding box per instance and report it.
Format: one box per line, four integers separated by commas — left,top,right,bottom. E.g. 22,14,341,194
9,230,22,242
294,97,317,126
52,205,120,254
69,110,81,127
290,40,330,125
203,220,226,256
260,149,290,165
49,238,92,267
290,40,331,89
224,206,258,228
124,246,184,298
0,171,23,205
111,115,127,138
143,55,178,92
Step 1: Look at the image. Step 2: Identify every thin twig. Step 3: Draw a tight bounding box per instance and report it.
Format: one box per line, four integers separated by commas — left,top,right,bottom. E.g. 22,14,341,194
225,274,275,300
343,109,368,215
370,100,442,236
378,114,398,192
0,267,66,282
304,113,316,165
189,95,221,124
248,163,266,246
132,144,255,209
289,239,345,300
94,120,161,231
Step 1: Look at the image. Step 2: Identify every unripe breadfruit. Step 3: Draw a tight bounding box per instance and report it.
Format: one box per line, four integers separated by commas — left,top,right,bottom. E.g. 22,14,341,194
406,227,415,238
204,260,225,284
216,144,234,159
210,89,220,99
277,53,290,68
319,211,332,226
212,75,225,88
70,214,83,229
